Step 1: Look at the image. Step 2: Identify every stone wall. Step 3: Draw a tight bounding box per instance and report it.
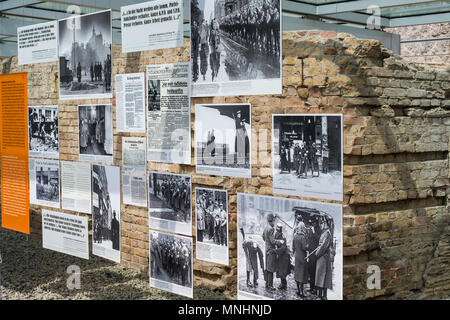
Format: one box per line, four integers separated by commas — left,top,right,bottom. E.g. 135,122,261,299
1,30,449,299
388,23,450,67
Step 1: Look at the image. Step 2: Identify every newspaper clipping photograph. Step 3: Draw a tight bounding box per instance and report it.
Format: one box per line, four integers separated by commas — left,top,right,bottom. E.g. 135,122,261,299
29,158,60,209
121,0,184,53
61,161,92,214
122,174,148,208
116,72,146,133
147,62,191,165
149,171,192,236
122,137,147,174
237,193,343,301
42,209,89,260
28,105,59,159
150,230,193,298
196,188,229,265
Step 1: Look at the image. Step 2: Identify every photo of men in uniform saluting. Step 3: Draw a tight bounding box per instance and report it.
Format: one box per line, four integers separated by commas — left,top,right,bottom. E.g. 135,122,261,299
237,193,342,300
149,172,192,236
149,230,194,298
273,114,343,201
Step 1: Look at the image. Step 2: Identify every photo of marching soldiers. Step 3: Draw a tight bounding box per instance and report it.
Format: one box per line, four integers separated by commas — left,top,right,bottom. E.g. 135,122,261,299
150,231,194,298
273,115,343,201
237,193,342,300
78,104,113,163
58,10,112,100
28,106,59,159
195,104,251,178
149,172,192,236
190,0,281,96
148,80,161,111
92,164,121,263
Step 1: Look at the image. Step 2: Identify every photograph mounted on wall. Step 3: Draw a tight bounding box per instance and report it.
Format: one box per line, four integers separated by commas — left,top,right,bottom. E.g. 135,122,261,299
28,106,59,159
195,188,229,265
92,164,121,263
149,172,192,236
273,114,343,201
149,230,193,298
29,159,60,209
195,103,251,178
78,104,114,164
58,10,112,100
237,193,343,300
190,0,281,97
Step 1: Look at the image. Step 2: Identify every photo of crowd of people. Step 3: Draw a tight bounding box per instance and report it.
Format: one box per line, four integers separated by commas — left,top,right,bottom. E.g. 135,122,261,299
78,104,113,162
190,0,281,96
28,106,59,159
196,188,228,246
238,193,342,300
150,231,193,298
149,172,192,236
273,115,343,201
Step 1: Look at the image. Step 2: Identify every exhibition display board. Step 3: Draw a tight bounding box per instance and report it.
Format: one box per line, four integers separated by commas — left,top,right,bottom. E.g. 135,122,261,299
0,72,30,234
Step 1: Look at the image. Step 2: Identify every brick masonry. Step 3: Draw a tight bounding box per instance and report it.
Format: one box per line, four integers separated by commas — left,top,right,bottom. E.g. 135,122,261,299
1,30,450,299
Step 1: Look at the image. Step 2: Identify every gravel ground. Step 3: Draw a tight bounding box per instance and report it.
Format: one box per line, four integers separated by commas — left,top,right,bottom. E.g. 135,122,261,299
0,229,235,300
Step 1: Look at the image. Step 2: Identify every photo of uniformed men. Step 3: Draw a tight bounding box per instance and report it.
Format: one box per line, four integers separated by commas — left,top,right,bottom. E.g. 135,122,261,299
150,231,193,297
190,0,281,96
149,172,192,224
273,114,343,201
148,80,161,111
196,188,228,246
92,164,121,263
238,193,343,300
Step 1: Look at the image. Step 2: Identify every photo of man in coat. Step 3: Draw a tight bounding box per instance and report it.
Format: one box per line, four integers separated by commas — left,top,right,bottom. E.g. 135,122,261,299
241,228,264,288
262,213,277,290
315,218,334,300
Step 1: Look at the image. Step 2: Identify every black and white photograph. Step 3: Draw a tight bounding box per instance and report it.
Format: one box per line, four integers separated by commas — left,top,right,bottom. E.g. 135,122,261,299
78,104,113,163
28,106,59,159
92,164,121,263
195,103,251,178
190,0,282,97
196,188,229,265
149,172,192,236
58,10,112,100
29,159,60,209
149,230,193,298
148,79,161,111
237,193,343,300
273,115,343,201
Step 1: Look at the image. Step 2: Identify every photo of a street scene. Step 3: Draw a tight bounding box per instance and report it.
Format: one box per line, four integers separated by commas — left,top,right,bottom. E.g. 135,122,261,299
58,10,112,99
238,193,342,300
28,106,59,159
36,164,59,204
92,164,121,263
148,79,161,111
150,230,193,298
149,172,192,235
273,115,343,201
190,0,281,96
